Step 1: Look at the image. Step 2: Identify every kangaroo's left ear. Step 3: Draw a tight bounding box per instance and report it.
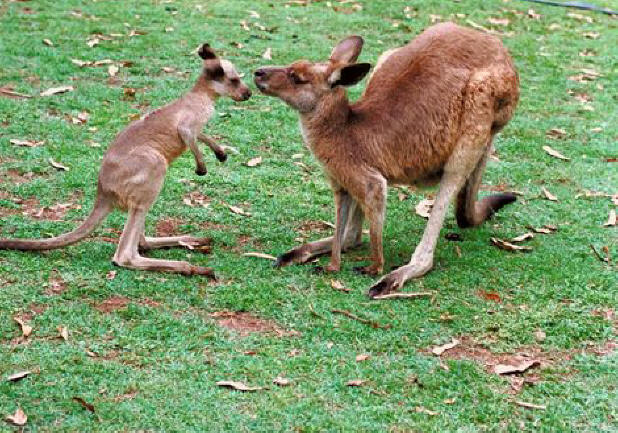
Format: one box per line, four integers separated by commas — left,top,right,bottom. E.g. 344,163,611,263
328,63,371,87
198,43,217,60
330,36,364,64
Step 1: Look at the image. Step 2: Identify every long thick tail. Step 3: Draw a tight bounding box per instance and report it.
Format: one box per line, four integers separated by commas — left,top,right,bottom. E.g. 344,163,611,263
0,194,112,250
455,150,516,228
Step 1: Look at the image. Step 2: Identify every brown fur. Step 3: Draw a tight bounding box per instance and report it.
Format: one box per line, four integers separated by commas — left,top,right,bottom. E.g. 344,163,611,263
0,44,251,277
255,23,519,296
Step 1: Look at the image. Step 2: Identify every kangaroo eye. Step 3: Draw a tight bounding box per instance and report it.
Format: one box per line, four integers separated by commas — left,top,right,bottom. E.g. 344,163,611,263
290,72,308,85
230,78,240,86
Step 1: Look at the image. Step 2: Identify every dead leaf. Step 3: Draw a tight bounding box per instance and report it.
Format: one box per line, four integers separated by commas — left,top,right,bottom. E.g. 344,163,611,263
0,85,31,99
494,359,540,375
106,270,116,280
542,187,558,202
13,317,32,337
511,232,534,243
545,128,566,139
331,279,350,293
603,209,616,227
242,252,277,261
72,397,95,413
529,225,557,234
216,381,262,392
262,47,272,60
7,371,31,382
43,38,54,46
108,64,119,77
567,12,593,23
356,354,371,362
444,398,456,405
346,379,367,387
40,85,74,97
246,156,262,167
514,400,546,410
49,158,69,171
273,377,291,387
58,326,69,341
5,408,27,426
414,406,438,416
534,329,546,342
87,37,100,47
162,66,176,73
432,338,460,356
10,139,45,147
491,238,533,252
477,290,502,303
527,9,540,19
227,204,251,217
583,31,599,39
488,17,510,26
415,198,434,218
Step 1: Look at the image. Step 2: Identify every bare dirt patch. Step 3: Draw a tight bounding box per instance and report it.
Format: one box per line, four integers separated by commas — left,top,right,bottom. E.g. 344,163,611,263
155,218,187,237
44,271,68,295
138,298,161,308
95,296,130,313
297,220,333,235
210,311,300,337
0,169,44,185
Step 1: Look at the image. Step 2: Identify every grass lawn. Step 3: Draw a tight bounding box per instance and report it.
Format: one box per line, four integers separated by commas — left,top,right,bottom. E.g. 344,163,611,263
0,0,616,431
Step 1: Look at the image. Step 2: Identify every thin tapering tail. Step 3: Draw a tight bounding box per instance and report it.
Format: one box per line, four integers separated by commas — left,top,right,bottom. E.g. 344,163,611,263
0,195,112,251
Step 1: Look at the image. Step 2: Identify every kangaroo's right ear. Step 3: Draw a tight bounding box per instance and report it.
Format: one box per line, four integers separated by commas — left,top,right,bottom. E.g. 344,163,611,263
330,35,364,64
198,43,217,60
328,63,371,88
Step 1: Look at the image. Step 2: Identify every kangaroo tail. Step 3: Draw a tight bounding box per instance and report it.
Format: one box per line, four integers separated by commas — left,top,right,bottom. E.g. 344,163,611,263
0,194,113,251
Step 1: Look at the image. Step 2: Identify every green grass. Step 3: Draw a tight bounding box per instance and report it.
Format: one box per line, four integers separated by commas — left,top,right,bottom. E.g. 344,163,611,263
1,0,616,431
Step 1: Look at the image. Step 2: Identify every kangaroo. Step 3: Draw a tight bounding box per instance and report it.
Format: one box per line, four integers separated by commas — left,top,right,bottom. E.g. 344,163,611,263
0,44,251,277
254,23,519,297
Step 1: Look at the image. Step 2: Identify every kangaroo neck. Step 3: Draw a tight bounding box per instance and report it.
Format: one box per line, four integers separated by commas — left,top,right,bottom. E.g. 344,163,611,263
300,88,351,145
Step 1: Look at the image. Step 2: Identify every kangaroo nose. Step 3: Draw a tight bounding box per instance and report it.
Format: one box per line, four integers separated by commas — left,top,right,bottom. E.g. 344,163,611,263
254,69,266,78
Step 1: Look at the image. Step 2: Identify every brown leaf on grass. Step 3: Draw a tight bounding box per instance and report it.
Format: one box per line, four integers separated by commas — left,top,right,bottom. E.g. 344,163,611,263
87,37,100,47
527,9,541,19
356,354,371,362
43,38,54,46
415,198,434,218
414,406,438,416
603,209,616,227
529,225,557,234
262,47,272,60
108,65,119,77
346,379,367,387
72,397,95,413
542,187,558,202
58,326,69,341
545,128,566,139
0,85,31,99
568,69,601,82
5,408,27,426
10,139,45,147
14,317,32,338
7,371,31,382
331,279,350,293
511,232,534,243
488,17,510,26
494,359,540,375
183,191,210,208
272,377,292,387
242,252,277,261
40,85,74,97
477,290,502,303
582,31,599,39
106,270,117,280
49,158,70,171
162,66,176,73
246,156,262,167
490,238,533,252
432,339,460,356
534,329,546,342
227,204,252,217
514,400,546,410
567,12,593,23
216,381,263,392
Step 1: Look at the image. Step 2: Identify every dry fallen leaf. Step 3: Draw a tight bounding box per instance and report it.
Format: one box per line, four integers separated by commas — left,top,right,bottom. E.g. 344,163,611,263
583,31,599,39
216,381,262,391
10,139,45,147
356,354,371,362
542,145,570,161
491,237,533,252
106,270,117,280
13,317,32,337
415,198,434,218
346,379,367,387
514,400,546,410
545,128,566,139
603,209,616,227
73,397,96,413
5,408,27,426
272,377,292,387
542,187,558,202
246,156,262,167
262,47,272,60
511,232,534,243
227,204,251,217
0,85,31,99
43,38,54,46
242,252,277,261
431,338,460,356
40,85,74,97
331,279,350,293
530,225,557,234
414,406,438,416
50,323,67,341
494,359,540,375
108,64,119,77
49,158,70,171
488,17,510,26
534,329,546,342
7,371,31,382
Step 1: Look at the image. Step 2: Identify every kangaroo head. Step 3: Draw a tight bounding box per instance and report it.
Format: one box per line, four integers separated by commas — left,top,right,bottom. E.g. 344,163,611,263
198,43,251,102
254,36,371,113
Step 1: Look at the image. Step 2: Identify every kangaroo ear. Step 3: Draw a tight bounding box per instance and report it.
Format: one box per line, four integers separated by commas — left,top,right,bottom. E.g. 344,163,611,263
328,63,371,87
330,35,364,64
198,43,217,60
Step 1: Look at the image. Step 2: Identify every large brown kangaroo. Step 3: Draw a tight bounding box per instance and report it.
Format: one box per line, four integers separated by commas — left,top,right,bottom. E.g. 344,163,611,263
254,23,519,297
0,44,251,277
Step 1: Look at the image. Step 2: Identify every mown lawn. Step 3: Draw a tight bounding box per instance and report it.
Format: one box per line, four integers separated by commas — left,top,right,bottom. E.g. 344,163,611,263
0,0,616,431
